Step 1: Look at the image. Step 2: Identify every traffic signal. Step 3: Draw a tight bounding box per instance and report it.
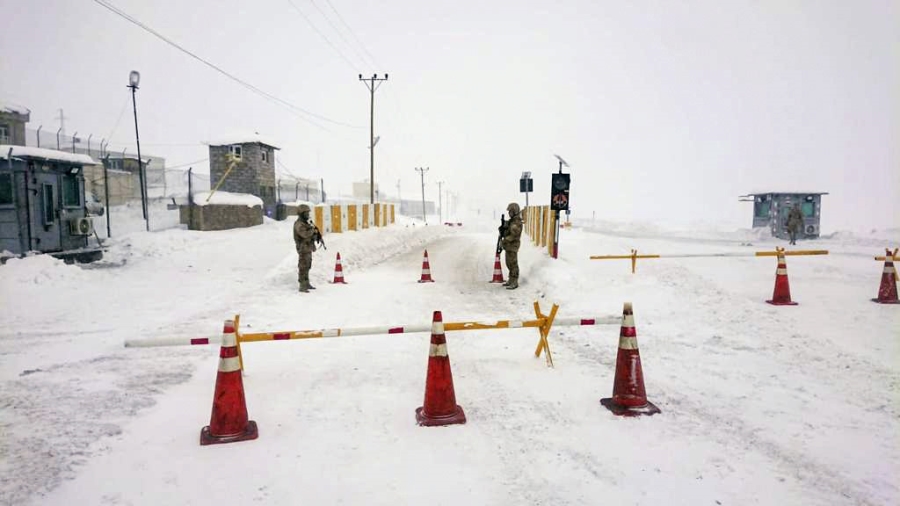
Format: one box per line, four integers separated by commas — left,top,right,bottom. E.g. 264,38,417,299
550,173,570,211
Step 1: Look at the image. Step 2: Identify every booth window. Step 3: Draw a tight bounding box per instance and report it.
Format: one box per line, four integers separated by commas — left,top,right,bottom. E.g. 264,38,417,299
42,184,55,225
0,173,12,205
801,202,814,217
755,201,770,218
63,173,81,207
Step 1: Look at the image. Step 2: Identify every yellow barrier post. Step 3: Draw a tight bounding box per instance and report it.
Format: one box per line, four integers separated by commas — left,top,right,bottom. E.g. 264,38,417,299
348,205,358,231
532,301,559,367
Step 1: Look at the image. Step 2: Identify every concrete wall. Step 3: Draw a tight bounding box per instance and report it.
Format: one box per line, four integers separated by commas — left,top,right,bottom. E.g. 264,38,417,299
179,204,263,231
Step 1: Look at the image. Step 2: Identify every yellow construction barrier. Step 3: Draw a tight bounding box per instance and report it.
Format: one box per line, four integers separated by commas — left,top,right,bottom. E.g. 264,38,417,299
590,248,830,273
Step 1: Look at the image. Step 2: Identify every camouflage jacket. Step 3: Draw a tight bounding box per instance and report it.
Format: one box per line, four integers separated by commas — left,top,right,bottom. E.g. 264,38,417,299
294,218,317,253
501,216,523,252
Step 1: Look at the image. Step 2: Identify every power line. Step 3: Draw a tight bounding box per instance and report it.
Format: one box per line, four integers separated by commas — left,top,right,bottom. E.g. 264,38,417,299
321,0,380,68
307,0,374,69
286,0,360,71
92,0,360,130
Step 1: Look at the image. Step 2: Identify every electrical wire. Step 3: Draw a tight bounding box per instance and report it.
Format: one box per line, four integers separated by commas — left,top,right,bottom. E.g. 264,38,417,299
92,0,361,130
307,0,374,69
320,0,380,68
285,0,360,71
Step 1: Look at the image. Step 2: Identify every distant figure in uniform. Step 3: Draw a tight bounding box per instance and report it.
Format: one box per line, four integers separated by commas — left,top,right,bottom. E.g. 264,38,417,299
293,204,320,293
786,203,804,245
501,202,523,290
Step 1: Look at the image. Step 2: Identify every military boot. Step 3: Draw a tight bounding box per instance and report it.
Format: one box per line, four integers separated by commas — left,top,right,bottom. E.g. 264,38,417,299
308,283,317,290
299,283,309,293
506,280,518,290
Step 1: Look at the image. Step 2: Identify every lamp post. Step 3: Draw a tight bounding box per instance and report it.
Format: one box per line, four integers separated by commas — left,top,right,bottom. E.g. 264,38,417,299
128,70,149,232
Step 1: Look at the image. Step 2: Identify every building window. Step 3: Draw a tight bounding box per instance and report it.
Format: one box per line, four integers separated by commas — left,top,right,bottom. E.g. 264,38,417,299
801,202,814,217
229,145,242,160
63,173,81,207
0,125,9,144
0,173,12,205
261,149,268,163
42,183,55,226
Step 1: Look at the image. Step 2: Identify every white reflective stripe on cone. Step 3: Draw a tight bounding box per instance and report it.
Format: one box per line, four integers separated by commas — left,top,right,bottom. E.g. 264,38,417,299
422,269,431,275
776,268,788,275
885,266,896,274
218,356,241,373
618,336,639,350
429,343,448,357
221,332,237,347
622,314,635,328
432,322,445,335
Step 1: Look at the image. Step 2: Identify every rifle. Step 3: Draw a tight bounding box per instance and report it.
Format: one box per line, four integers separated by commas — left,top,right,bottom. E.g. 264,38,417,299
496,216,507,254
311,221,327,250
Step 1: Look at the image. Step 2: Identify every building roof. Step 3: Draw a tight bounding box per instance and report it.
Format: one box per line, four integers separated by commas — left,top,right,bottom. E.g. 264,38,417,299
207,132,280,150
0,101,30,116
740,191,829,197
0,145,98,166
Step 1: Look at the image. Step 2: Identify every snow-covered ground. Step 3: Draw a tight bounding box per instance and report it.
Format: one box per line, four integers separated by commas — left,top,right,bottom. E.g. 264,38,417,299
1,213,897,505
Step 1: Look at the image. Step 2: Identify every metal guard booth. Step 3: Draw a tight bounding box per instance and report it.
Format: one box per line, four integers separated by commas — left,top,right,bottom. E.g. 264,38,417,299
739,191,828,240
0,145,103,263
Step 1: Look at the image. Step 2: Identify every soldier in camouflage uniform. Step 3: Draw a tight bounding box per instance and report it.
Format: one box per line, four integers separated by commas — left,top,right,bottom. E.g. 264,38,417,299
786,203,804,245
293,204,319,293
501,202,524,290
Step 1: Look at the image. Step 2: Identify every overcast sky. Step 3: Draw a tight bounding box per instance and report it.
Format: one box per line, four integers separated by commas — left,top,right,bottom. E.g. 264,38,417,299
1,0,897,230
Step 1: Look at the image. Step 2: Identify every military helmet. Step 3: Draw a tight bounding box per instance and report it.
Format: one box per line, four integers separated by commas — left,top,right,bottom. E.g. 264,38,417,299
507,202,520,217
298,204,311,214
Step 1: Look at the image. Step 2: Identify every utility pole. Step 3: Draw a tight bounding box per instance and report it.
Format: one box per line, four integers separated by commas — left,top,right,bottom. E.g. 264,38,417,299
436,181,444,223
359,73,388,204
414,167,429,223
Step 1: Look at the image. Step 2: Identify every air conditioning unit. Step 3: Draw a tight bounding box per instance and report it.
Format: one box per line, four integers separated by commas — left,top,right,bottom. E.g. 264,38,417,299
69,217,94,236
805,224,818,236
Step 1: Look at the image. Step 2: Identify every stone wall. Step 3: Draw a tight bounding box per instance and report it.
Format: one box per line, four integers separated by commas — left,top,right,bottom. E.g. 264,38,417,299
179,204,263,231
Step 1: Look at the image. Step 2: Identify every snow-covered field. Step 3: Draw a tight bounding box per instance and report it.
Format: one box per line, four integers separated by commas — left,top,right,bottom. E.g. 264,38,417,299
1,212,897,505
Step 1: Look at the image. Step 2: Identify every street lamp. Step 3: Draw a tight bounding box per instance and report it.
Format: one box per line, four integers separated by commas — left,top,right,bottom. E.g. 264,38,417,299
128,70,149,231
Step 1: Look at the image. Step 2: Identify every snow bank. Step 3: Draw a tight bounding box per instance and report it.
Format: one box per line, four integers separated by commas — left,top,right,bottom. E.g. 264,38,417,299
0,254,87,286
191,191,263,208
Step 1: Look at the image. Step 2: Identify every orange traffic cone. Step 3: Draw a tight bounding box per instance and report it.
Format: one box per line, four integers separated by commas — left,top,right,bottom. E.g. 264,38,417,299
418,250,435,283
200,320,259,445
331,252,347,284
416,311,466,426
601,303,660,417
489,252,505,283
873,248,899,304
766,248,797,305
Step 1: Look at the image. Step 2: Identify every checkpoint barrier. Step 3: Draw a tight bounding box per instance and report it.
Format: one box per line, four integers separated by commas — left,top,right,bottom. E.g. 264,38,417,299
590,248,829,274
123,302,622,370
125,303,656,445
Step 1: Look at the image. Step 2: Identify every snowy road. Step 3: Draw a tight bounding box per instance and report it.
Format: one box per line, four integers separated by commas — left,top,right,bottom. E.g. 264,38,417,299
1,217,898,505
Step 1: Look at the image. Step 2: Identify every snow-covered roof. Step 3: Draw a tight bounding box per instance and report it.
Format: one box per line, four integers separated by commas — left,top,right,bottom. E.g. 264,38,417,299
0,145,98,166
0,101,30,116
741,191,829,196
192,191,263,208
206,133,280,149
